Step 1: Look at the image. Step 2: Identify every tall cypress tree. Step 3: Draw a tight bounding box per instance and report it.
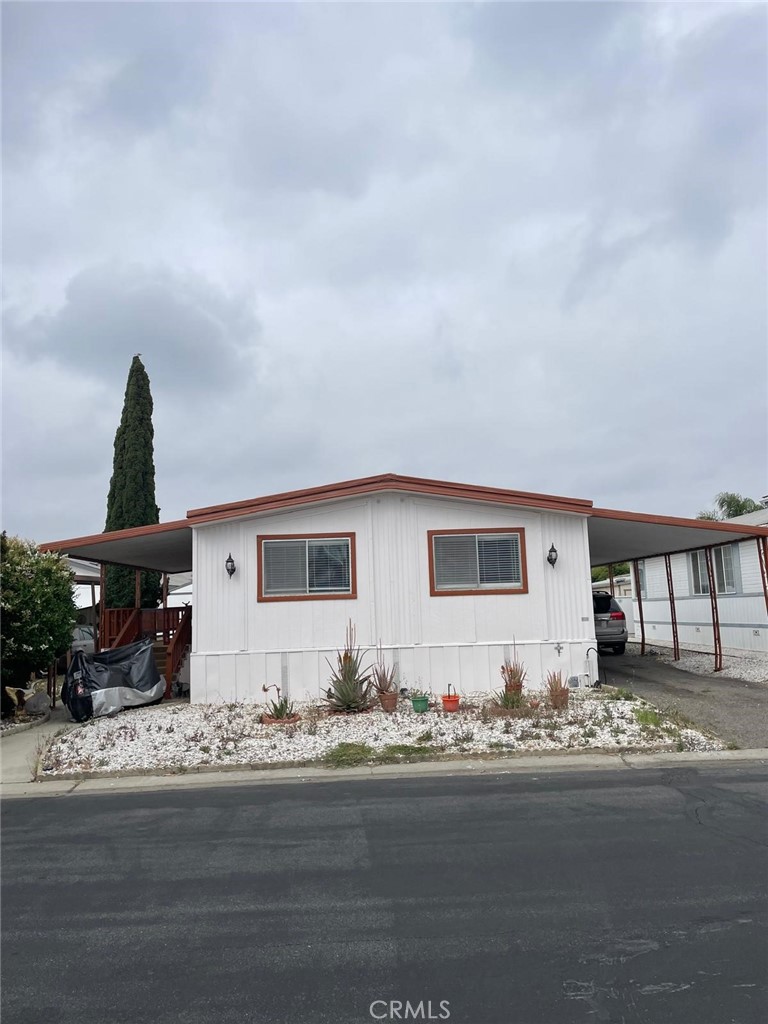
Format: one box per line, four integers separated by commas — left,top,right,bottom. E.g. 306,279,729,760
104,356,161,608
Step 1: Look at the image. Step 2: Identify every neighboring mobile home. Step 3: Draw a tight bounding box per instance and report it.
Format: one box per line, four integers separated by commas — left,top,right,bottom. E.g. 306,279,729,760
631,507,768,655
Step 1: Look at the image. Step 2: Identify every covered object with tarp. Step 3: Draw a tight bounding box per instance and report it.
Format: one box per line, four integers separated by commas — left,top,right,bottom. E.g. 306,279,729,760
63,638,164,722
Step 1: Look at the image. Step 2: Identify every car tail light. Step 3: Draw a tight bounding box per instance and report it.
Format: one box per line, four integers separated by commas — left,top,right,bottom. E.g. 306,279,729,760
610,610,625,621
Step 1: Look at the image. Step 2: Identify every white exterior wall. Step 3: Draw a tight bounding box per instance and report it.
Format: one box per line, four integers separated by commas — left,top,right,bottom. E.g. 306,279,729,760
632,541,768,654
189,494,597,702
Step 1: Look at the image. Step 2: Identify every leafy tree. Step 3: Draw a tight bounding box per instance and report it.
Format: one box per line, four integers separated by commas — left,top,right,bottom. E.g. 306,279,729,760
591,562,629,583
697,492,766,521
1,532,76,687
104,356,161,608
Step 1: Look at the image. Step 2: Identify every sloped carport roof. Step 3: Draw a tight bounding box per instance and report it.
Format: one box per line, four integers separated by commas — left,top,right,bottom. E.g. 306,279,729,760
39,473,768,572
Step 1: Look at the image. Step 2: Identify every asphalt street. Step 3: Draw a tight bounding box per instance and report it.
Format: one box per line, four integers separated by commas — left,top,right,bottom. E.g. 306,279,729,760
2,765,767,1024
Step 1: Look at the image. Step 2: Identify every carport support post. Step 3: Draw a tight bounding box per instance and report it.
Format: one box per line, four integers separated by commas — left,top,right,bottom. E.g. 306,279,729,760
704,546,723,672
608,563,615,596
98,563,105,651
632,559,646,655
757,536,768,617
664,553,680,661
134,569,141,609
162,573,169,644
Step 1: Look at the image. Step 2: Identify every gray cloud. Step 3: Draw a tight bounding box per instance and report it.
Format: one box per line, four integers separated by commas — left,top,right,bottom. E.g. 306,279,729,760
4,263,261,393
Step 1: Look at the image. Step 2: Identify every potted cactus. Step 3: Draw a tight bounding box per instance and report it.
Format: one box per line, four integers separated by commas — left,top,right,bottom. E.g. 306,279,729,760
500,655,527,696
441,683,460,712
371,645,398,712
546,670,569,711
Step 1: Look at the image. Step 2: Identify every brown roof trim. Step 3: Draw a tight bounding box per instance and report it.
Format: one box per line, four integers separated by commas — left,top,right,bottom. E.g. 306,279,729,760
186,473,593,524
39,518,192,554
590,506,768,536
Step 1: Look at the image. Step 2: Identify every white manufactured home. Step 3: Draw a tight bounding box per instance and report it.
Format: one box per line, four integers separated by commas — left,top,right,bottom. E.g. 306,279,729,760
188,482,596,701
42,474,768,700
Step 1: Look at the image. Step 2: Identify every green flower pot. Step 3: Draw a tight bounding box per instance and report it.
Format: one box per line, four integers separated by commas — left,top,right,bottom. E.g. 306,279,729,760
411,696,429,713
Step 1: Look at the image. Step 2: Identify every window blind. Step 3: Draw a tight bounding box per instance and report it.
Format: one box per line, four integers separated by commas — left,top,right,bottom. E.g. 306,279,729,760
433,533,522,590
308,541,350,593
263,538,351,595
263,539,307,595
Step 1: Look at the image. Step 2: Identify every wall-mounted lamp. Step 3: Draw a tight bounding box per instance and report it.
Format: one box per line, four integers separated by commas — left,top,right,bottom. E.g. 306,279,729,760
225,553,236,579
547,544,558,568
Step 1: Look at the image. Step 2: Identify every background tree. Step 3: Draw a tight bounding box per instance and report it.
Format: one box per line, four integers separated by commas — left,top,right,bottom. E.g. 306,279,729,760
104,356,161,608
1,532,76,687
697,491,766,521
591,562,629,583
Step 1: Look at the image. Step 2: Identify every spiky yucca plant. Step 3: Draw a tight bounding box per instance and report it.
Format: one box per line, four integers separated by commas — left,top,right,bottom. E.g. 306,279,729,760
500,657,526,693
324,621,374,713
371,642,397,695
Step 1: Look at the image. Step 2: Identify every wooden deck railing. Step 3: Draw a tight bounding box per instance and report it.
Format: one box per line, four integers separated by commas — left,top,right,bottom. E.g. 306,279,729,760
103,607,187,649
103,608,135,648
165,606,192,700
112,607,141,649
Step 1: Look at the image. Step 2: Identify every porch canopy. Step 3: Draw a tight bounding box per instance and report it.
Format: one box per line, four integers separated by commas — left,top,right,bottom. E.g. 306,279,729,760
42,519,194,574
586,506,768,566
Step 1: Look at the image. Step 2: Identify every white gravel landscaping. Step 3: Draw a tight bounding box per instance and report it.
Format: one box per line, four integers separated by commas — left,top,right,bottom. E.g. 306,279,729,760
41,690,722,777
627,642,768,684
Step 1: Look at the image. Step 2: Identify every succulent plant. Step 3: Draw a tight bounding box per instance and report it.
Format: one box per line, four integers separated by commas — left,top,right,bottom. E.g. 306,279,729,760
371,643,397,695
324,621,374,713
261,684,295,719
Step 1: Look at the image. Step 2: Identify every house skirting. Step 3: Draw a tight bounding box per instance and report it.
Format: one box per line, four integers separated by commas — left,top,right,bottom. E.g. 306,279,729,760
189,641,600,703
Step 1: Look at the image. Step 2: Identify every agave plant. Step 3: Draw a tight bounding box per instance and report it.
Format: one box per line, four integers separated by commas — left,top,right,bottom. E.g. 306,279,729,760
261,684,296,720
492,686,526,711
324,621,374,713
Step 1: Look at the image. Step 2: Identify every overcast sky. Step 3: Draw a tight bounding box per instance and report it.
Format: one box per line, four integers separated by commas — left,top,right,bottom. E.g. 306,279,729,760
3,1,766,544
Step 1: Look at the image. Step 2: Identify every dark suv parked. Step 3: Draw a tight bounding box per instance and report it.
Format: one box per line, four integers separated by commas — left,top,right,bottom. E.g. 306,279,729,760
592,591,628,654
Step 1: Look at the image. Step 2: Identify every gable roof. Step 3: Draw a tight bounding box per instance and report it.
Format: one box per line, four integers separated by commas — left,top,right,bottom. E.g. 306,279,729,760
39,473,768,573
185,473,594,522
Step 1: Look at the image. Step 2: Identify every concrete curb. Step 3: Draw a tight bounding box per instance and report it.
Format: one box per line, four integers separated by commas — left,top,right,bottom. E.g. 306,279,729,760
32,742,678,783
0,710,51,740
4,747,766,799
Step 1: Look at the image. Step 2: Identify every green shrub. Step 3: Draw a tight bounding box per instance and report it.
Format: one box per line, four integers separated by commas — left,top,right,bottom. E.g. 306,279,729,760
323,742,375,768
607,687,635,701
378,744,435,762
634,707,662,729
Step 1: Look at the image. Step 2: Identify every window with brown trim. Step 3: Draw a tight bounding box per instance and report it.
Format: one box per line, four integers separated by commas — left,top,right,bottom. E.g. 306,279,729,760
427,528,528,596
258,533,357,601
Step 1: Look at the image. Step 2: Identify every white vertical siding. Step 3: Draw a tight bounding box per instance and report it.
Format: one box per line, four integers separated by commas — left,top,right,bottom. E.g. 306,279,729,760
190,494,596,701
632,539,768,654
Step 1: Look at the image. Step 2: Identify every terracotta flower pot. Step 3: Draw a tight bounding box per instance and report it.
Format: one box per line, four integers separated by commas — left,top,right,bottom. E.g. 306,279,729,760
261,713,301,725
379,691,398,713
411,696,429,713
550,691,569,711
441,694,460,712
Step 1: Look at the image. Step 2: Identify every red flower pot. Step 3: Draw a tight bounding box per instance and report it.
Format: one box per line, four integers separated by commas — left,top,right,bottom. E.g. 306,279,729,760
441,694,460,712
379,692,398,713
